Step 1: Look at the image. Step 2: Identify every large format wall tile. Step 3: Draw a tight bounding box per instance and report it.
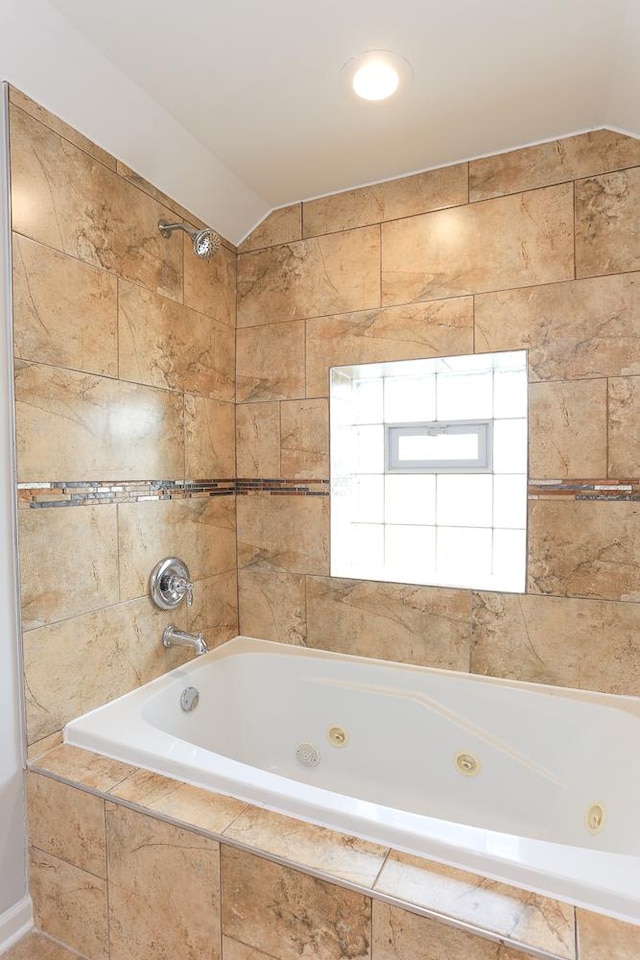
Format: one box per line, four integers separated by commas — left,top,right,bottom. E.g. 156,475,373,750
10,106,182,301
119,280,234,400
576,167,640,278
237,320,305,401
19,504,119,630
185,396,235,478
469,130,640,201
528,501,640,601
382,183,574,305
471,593,640,695
185,569,239,646
237,494,329,575
576,909,640,960
221,847,371,960
15,361,185,481
305,298,474,397
302,163,468,237
306,577,471,670
184,239,236,327
239,203,302,253
118,496,237,600
236,401,281,477
13,234,118,376
608,375,640,476
528,379,607,478
280,399,328,479
475,272,640,381
238,568,306,644
27,773,106,877
107,804,221,960
237,226,380,326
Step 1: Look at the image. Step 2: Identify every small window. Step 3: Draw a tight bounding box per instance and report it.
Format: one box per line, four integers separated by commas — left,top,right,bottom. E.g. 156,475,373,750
387,420,493,473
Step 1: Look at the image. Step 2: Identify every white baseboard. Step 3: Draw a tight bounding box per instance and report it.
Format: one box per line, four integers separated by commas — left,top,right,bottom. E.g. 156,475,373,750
0,896,33,955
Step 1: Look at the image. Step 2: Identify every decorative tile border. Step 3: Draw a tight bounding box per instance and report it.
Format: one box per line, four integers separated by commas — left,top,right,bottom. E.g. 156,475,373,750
528,479,640,501
236,479,329,496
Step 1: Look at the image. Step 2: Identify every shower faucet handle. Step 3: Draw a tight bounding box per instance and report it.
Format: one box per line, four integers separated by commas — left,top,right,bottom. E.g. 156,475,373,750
149,557,194,610
167,575,194,607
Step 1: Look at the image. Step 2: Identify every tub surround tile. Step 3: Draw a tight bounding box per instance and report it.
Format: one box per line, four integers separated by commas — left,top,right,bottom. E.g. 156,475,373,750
223,806,388,888
576,909,640,959
470,593,640,695
237,494,329,575
185,569,239,647
236,320,305,402
238,568,306,644
13,234,118,376
33,745,135,793
372,901,533,960
608,376,640,476
18,504,119,630
375,852,575,959
239,204,302,253
184,237,236,327
109,769,182,808
221,846,372,960
107,803,221,960
469,130,640,201
576,168,640,279
302,163,468,237
185,395,236,478
381,184,574,305
27,731,63,761
237,226,380,327
29,848,108,960
27,772,106,878
528,500,640,602
528,380,608,479
306,577,471,670
115,160,221,239
222,938,277,960
236,402,281,478
10,105,183,301
15,361,185,482
118,280,235,400
475,272,640,382
280,399,328,479
118,496,237,600
305,298,474,397
146,783,248,836
2,932,80,960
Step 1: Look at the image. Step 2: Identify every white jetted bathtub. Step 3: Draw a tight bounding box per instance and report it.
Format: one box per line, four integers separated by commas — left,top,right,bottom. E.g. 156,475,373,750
65,636,640,924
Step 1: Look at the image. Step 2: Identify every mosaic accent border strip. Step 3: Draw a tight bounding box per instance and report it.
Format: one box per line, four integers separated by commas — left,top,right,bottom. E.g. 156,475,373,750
528,479,640,501
236,479,329,496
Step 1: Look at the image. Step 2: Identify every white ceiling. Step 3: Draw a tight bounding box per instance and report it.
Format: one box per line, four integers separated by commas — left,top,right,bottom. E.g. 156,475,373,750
6,1,640,242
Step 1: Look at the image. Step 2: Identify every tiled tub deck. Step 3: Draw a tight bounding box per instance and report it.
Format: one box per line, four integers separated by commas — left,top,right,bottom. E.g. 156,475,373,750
26,743,639,960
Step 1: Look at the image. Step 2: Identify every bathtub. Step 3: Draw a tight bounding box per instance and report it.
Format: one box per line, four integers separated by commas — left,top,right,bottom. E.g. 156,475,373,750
64,635,640,925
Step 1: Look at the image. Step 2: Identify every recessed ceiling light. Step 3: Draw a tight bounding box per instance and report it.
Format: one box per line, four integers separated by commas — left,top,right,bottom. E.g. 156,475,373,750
342,50,412,103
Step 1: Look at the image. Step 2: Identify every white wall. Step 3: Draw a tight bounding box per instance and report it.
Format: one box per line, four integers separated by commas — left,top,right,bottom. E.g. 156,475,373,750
0,0,268,244
0,84,31,950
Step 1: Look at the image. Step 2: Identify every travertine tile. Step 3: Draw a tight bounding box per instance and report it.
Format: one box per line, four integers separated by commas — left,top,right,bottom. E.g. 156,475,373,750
118,496,236,600
576,168,640,278
237,320,305,402
2,931,79,960
305,298,474,397
576,909,640,959
27,731,63,761
27,773,106,877
107,803,221,960
236,401,281,477
110,768,179,807
32,744,134,793
372,901,534,960
382,183,574,305
469,129,640,201
185,395,235,478
239,204,302,253
9,86,117,170
528,500,640,602
147,782,247,835
10,105,182,301
116,160,217,235
475,272,640,381
375,852,575,959
118,280,235,400
184,238,236,327
15,360,185,481
186,569,239,647
238,568,306,644
30,848,108,960
223,806,388,887
303,163,468,237
222,938,275,960
608,376,640,476
237,226,380,326
23,596,189,743
306,577,471,670
471,592,640,695
237,494,329,575
529,379,607,478
13,234,118,375
280,399,328,478
221,846,371,960
19,504,118,630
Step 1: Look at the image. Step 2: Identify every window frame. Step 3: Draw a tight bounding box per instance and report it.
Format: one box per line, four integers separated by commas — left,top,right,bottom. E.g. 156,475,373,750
385,419,493,474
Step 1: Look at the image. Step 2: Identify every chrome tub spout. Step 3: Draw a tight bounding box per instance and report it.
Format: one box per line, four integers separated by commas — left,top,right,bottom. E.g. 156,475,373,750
162,625,209,656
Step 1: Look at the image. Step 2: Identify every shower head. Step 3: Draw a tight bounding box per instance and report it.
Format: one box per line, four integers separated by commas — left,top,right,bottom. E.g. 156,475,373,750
158,219,221,259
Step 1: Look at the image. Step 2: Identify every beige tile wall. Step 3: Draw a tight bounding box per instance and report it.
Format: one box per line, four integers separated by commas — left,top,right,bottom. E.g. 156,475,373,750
9,89,238,747
236,129,640,695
